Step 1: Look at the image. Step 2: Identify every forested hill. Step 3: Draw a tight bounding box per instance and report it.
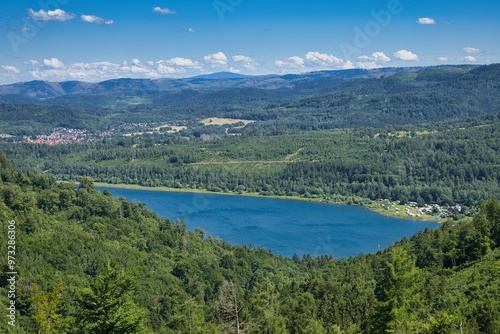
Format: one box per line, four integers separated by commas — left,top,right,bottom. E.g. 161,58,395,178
4,113,499,208
1,64,499,136
1,155,499,333
0,67,409,99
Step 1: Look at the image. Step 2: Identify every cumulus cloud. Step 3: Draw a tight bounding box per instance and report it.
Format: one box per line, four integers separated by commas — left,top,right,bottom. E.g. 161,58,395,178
204,52,228,66
187,28,196,33
228,66,242,73
28,8,75,21
305,51,343,66
393,49,419,61
165,57,201,68
417,17,436,25
371,52,391,63
358,52,391,64
130,66,149,74
81,15,114,25
436,57,448,62
463,56,477,62
2,66,20,74
356,52,391,69
44,58,65,69
153,7,176,15
232,55,259,70
463,47,480,54
275,52,358,71
275,56,305,69
157,64,184,75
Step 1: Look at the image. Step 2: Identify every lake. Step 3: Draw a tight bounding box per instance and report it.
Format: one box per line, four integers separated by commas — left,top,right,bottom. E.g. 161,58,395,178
97,187,438,258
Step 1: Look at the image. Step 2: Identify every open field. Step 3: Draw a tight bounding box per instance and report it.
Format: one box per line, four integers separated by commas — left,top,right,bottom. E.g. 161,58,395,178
200,117,255,126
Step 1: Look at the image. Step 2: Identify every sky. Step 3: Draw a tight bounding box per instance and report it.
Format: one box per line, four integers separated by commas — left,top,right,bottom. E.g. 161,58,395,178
0,0,499,84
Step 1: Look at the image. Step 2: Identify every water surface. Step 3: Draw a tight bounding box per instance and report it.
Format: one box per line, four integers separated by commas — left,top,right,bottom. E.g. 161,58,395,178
98,187,437,258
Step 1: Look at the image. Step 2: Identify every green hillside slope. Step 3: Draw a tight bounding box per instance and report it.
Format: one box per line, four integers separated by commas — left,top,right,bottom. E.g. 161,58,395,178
0,156,499,333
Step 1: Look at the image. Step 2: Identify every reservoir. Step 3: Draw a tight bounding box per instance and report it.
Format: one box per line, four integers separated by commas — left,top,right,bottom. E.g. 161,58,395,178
98,187,438,258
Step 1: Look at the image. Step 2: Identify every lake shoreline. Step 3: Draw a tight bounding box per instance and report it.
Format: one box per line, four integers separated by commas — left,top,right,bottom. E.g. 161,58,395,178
94,182,442,223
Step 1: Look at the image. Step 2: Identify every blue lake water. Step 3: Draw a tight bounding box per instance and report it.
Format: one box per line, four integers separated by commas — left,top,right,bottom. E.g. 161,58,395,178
98,187,438,258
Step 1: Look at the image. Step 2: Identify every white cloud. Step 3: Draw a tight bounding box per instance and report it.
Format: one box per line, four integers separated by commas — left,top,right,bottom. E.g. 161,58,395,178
2,66,20,74
130,66,149,74
463,47,480,54
28,8,75,21
43,58,65,69
436,57,448,62
305,51,343,66
393,49,419,61
342,61,356,69
132,58,141,65
355,61,380,69
229,66,242,73
371,52,391,63
26,60,40,66
157,64,184,75
165,57,201,68
463,56,477,62
275,56,305,69
417,17,436,25
232,55,259,70
153,7,176,15
359,52,391,64
204,52,228,66
81,15,114,25
275,52,360,71
188,28,196,33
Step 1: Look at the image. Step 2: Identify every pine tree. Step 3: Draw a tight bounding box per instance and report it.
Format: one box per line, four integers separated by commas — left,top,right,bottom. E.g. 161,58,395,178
373,248,423,333
30,283,71,334
76,262,146,334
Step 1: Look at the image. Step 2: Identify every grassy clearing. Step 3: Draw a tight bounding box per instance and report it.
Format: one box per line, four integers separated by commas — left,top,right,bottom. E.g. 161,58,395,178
200,117,255,126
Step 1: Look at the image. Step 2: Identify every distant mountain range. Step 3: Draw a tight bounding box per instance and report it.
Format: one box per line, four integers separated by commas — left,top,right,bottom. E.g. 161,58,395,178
0,67,417,99
2,64,500,137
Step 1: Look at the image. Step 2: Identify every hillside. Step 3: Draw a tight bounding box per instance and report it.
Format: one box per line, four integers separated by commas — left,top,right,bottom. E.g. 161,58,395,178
0,156,499,333
0,68,409,99
0,65,499,137
3,113,499,209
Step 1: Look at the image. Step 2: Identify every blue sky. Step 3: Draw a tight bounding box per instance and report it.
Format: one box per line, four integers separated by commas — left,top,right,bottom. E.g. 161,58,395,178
0,0,499,84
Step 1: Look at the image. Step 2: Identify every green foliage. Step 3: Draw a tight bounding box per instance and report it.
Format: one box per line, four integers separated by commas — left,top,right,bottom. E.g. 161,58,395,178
0,159,499,333
30,283,72,334
373,248,423,333
4,112,499,207
2,65,500,137
76,262,146,334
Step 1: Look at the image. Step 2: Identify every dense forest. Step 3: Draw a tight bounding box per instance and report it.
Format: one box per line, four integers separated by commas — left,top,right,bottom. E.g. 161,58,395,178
2,112,499,207
1,64,499,332
0,155,499,333
1,64,500,136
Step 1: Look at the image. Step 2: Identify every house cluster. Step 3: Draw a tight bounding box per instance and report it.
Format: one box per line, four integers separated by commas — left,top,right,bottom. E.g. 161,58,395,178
379,199,463,220
23,128,104,145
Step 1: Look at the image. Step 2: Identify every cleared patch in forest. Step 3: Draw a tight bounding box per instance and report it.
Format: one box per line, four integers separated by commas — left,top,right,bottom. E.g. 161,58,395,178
201,118,255,126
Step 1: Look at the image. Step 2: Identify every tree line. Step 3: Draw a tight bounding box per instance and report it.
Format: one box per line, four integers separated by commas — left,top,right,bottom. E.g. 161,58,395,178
0,154,499,333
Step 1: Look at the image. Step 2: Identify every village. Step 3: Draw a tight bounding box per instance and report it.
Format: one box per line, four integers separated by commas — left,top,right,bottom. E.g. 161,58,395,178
23,128,97,145
373,198,467,222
